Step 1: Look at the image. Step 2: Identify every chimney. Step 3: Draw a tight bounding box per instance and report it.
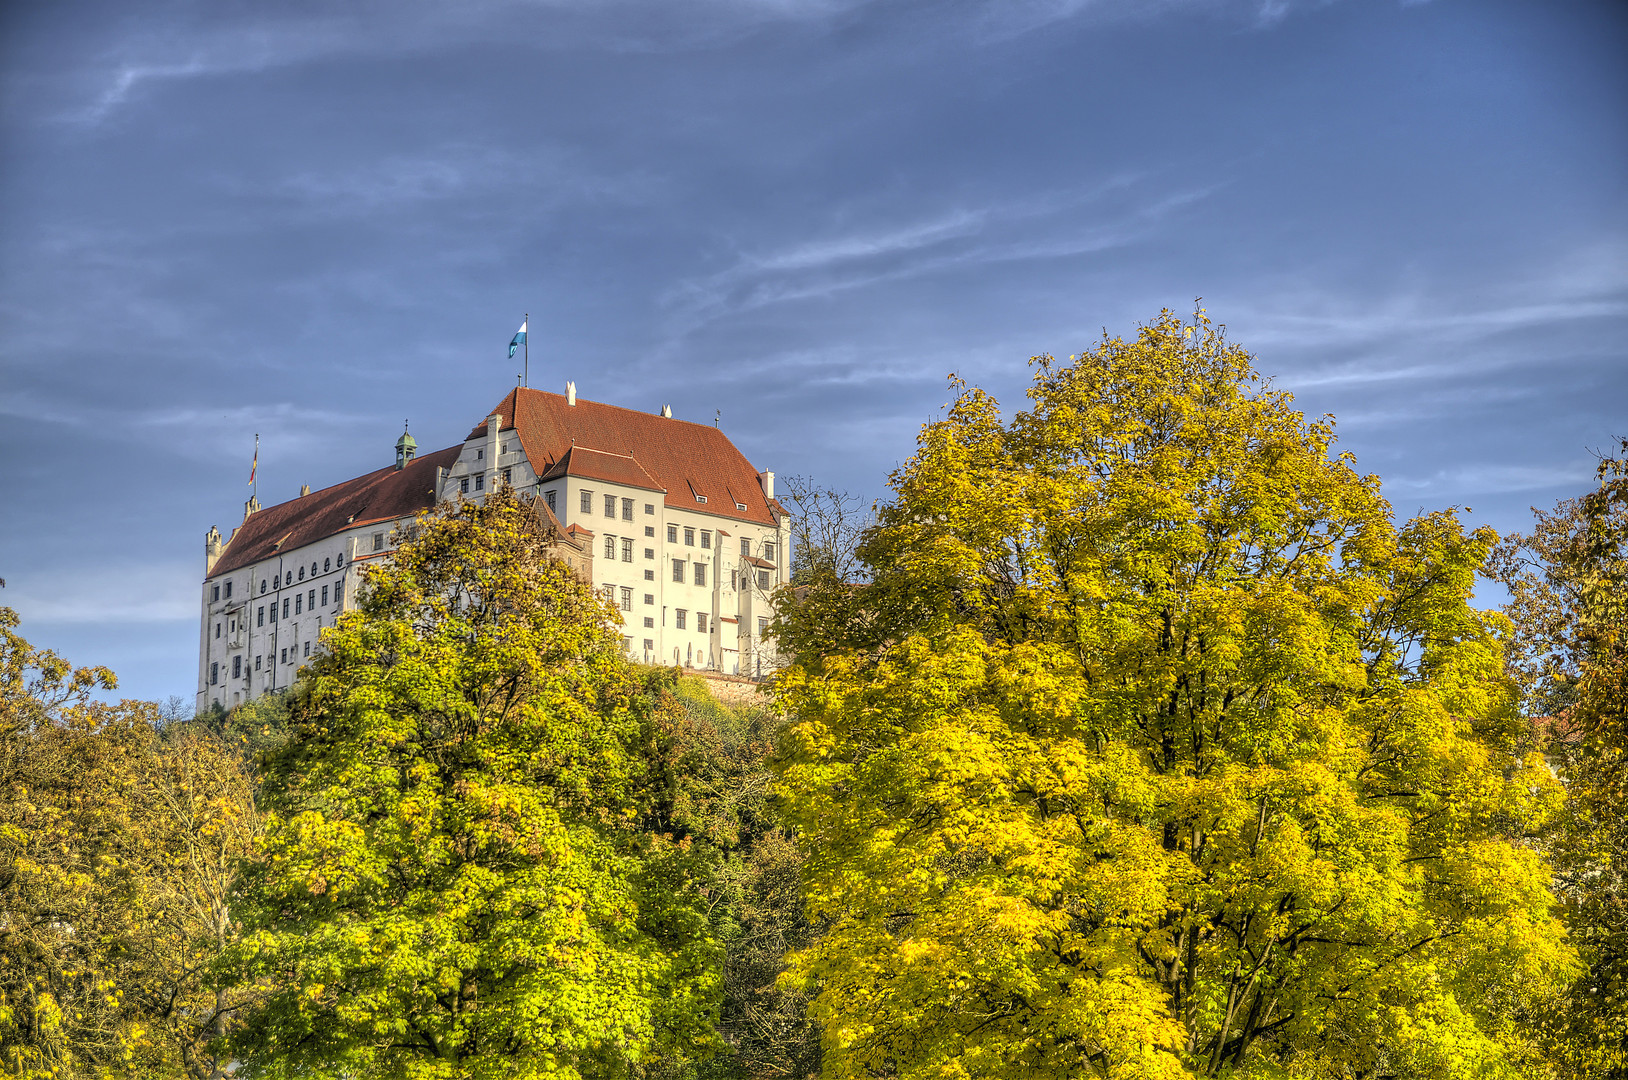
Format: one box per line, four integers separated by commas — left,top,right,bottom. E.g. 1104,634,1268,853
758,470,774,500
566,381,576,406
300,484,311,497
660,404,672,418
205,525,223,574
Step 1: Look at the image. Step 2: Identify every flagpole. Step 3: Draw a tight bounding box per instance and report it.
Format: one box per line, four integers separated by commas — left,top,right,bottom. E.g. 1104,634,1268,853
523,312,529,389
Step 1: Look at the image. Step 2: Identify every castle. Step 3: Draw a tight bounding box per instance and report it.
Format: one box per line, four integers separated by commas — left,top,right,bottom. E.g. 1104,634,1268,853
196,383,790,713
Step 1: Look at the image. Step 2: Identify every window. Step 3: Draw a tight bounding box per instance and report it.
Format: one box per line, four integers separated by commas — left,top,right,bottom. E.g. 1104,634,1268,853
295,594,303,615
697,613,708,634
644,503,655,515
604,494,616,518
694,564,707,587
280,649,287,664
644,618,654,629
731,569,738,590
303,641,311,658
605,535,616,559
684,527,695,546
672,559,685,582
620,588,632,612
621,538,634,562
225,580,233,598
624,636,634,653
700,530,711,549
210,662,218,685
269,603,277,624
695,494,708,503
546,490,556,511
212,584,220,602
283,599,291,618
260,579,267,594
643,638,654,651
298,566,305,581
307,589,315,609
336,553,343,567
758,617,769,635
667,525,678,543
644,548,654,560
602,584,616,604
644,569,654,581
581,490,593,513
324,558,331,573
644,526,655,537
475,474,484,491
257,606,265,627
675,609,687,630
741,538,751,557
764,542,776,562
460,477,469,494
735,502,748,511
215,622,221,639
758,570,771,590
643,593,654,606
502,467,511,485
321,585,328,606
373,533,385,552
622,498,633,521
255,655,262,671
311,561,318,577
477,449,484,459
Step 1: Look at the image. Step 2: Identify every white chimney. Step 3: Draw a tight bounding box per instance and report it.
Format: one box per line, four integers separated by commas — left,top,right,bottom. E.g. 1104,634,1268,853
758,470,774,500
566,381,576,406
660,404,672,418
300,484,311,497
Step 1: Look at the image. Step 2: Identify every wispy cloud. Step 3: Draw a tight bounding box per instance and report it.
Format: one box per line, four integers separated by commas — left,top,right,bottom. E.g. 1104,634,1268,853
4,560,201,624
1385,462,1596,498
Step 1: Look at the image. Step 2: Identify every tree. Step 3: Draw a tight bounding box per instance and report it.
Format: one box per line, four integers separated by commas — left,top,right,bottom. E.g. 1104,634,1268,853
228,488,721,1079
771,311,1573,1079
781,476,870,587
0,608,260,1079
1494,441,1628,1077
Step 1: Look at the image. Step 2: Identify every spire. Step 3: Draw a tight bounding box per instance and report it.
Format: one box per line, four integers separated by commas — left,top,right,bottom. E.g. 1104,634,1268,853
395,420,418,470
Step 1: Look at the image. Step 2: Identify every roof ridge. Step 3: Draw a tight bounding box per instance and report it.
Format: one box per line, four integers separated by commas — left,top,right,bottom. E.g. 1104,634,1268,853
516,387,732,434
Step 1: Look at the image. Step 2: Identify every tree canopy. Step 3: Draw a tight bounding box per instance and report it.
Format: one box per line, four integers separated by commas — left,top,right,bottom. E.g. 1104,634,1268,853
771,311,1573,1079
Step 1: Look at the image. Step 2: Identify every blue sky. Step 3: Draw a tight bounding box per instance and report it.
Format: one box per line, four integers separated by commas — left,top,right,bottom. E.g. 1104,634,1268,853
1,0,1623,702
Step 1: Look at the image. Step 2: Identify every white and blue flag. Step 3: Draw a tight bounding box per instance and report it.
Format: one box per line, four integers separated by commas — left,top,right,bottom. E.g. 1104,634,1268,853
508,318,527,359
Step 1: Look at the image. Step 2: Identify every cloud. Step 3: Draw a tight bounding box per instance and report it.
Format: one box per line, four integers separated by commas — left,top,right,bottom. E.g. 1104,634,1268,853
1385,462,1596,497
4,559,201,624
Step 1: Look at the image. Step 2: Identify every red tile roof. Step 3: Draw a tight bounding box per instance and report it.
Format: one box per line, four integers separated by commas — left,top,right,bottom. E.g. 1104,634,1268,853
539,446,664,493
208,446,460,579
473,388,781,527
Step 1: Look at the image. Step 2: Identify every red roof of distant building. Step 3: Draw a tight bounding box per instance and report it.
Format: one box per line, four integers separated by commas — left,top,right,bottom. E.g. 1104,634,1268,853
539,446,665,493
474,388,781,527
208,446,460,579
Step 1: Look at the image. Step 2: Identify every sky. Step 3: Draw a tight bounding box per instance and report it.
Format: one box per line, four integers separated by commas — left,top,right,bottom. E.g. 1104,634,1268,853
1,0,1624,704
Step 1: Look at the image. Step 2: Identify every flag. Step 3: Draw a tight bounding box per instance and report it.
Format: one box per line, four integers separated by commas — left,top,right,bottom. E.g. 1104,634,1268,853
248,436,258,487
508,319,527,359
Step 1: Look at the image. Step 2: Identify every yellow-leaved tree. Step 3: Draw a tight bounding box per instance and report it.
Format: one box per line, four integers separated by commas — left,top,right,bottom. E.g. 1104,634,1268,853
772,311,1574,1079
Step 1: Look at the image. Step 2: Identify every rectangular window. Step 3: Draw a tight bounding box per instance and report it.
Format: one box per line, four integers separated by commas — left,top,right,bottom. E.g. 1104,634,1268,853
280,648,286,664
321,585,328,606
604,494,616,518
666,525,678,543
255,655,262,671
643,593,654,605
741,537,751,558
210,662,218,685
294,595,302,615
620,587,632,612
257,606,265,627
622,498,634,521
758,617,769,635
373,533,385,552
758,570,771,590
700,530,711,549
282,599,291,618
643,638,654,651
546,490,556,511
309,589,316,609
697,613,708,634
581,490,593,513
731,570,738,590
461,477,469,493
232,655,242,678
269,603,277,624
621,538,634,562
215,622,221,638
212,584,220,602
644,547,654,560
644,526,655,537
605,535,616,559
303,641,311,657
644,569,654,581
675,609,687,630
764,542,776,561
672,559,685,582
644,503,655,515
225,581,233,598
502,467,511,484
644,618,654,629
694,564,707,587
684,527,695,546
602,584,616,605
475,474,484,491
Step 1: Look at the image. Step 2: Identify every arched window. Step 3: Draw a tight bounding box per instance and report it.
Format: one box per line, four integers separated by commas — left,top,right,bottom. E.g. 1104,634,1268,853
298,566,305,582
260,579,267,594
324,558,331,573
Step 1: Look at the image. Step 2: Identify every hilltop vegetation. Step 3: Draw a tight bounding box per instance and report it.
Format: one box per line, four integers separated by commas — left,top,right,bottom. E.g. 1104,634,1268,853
2,312,1623,1079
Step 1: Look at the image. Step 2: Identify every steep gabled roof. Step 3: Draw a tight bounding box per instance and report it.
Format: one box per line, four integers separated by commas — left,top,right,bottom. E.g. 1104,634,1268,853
538,446,665,493
473,388,780,527
208,446,460,579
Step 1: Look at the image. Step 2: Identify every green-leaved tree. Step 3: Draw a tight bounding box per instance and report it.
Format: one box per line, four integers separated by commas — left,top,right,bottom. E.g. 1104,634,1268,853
772,311,1574,1080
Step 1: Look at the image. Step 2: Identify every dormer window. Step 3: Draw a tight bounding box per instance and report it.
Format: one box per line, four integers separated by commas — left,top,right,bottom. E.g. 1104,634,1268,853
695,494,707,503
